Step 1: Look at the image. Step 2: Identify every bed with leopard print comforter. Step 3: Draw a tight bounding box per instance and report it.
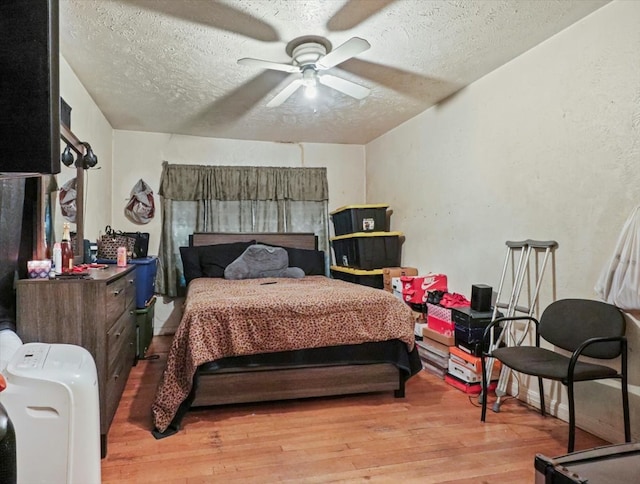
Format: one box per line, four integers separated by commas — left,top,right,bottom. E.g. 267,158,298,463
152,275,415,434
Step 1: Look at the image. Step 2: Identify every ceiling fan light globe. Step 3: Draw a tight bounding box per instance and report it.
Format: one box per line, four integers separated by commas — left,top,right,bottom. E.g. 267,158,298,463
305,85,317,99
302,67,318,85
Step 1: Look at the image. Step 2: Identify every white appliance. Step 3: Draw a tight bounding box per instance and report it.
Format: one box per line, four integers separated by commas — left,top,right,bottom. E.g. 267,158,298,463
0,333,101,484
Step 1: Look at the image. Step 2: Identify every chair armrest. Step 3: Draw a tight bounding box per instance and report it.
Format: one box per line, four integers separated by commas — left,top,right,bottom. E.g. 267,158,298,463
568,336,627,375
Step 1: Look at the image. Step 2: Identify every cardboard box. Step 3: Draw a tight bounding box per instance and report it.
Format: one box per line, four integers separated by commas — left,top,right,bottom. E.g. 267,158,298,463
452,306,496,328
391,276,403,293
415,339,449,368
418,337,451,359
382,267,418,292
422,361,447,379
449,345,483,373
399,274,448,303
427,303,452,322
422,325,455,346
414,322,428,337
427,316,455,337
444,374,498,395
448,355,501,383
448,359,482,383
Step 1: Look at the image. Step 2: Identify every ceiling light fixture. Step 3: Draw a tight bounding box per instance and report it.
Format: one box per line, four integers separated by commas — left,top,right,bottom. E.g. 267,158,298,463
302,68,318,99
238,36,371,107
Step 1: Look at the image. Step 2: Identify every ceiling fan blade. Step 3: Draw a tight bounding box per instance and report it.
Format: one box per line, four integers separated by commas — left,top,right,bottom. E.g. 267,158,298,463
315,37,370,70
318,75,370,100
238,58,300,74
327,0,398,32
267,79,304,107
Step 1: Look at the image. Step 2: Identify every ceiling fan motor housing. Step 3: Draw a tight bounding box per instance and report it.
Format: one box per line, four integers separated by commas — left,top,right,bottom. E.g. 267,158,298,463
292,42,327,67
239,35,370,107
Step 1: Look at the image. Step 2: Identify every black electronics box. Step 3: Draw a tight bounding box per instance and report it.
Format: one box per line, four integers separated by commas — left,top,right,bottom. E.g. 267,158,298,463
455,326,503,356
452,306,503,356
452,306,498,328
534,442,640,483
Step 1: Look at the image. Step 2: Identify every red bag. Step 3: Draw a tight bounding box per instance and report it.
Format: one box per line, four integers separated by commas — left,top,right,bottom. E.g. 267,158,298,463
125,179,155,225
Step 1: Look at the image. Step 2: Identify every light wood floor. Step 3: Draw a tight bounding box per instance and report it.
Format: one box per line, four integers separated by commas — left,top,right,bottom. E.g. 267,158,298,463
102,336,608,483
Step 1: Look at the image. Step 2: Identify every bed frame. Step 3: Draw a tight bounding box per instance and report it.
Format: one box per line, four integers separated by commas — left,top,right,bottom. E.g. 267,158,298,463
188,232,407,409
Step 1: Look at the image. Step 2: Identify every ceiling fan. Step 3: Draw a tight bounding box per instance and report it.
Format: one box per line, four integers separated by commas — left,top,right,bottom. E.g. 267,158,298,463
238,36,371,107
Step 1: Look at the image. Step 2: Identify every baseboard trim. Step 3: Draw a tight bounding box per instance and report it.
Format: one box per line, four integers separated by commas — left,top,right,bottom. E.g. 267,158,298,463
512,382,625,444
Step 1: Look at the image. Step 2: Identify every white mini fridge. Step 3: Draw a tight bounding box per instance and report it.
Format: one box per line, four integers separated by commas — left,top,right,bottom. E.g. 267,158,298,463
0,341,101,484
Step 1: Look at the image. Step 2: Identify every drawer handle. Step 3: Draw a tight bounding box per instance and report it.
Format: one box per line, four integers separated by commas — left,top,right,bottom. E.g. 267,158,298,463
113,289,123,296
115,332,121,338
128,279,135,285
114,374,119,381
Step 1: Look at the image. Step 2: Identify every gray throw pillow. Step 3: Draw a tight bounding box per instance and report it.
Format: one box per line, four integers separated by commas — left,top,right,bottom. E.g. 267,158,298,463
224,244,305,280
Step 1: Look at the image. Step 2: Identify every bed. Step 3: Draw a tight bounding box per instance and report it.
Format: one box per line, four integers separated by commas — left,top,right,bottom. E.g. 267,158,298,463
151,232,422,438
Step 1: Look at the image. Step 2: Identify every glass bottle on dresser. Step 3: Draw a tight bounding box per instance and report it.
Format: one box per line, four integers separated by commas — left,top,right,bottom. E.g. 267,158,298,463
60,222,74,273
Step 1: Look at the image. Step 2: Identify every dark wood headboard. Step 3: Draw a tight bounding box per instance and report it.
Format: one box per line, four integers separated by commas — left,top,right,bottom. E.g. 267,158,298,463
190,232,318,250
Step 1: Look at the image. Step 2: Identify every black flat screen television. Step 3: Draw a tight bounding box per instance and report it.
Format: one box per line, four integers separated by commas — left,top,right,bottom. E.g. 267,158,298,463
0,0,60,175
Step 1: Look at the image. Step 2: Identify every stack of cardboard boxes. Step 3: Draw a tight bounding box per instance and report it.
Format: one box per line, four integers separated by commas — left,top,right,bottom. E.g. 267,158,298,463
382,271,452,379
417,285,501,394
329,204,403,288
381,274,500,393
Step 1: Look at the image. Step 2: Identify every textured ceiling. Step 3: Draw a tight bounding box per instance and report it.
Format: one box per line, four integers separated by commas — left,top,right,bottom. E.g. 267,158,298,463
59,0,608,145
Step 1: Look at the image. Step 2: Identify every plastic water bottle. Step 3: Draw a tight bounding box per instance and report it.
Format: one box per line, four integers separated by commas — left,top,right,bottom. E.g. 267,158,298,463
52,242,62,274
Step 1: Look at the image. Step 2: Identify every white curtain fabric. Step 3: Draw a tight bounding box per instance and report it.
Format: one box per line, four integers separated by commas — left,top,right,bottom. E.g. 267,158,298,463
595,205,640,310
156,164,329,297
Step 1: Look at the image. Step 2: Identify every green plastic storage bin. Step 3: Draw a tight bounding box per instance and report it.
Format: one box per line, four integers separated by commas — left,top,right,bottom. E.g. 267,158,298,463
135,296,155,360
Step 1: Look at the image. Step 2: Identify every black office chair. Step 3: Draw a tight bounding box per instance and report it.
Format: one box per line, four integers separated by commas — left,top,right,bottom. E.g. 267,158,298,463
480,298,631,453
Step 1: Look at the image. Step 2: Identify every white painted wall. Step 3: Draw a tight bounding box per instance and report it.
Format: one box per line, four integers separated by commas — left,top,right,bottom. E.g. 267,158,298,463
59,56,113,241
366,0,640,444
111,131,365,333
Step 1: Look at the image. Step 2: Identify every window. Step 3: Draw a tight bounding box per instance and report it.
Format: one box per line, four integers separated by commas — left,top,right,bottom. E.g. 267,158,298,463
156,163,329,296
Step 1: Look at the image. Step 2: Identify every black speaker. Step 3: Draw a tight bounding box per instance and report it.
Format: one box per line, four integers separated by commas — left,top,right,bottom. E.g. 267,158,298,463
471,284,492,312
0,0,61,174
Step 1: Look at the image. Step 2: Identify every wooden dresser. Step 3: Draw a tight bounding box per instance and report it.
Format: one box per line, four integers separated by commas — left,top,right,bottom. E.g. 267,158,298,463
16,265,137,456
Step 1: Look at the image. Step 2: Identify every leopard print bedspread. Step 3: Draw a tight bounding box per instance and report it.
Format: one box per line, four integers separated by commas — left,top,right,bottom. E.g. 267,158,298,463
151,276,415,433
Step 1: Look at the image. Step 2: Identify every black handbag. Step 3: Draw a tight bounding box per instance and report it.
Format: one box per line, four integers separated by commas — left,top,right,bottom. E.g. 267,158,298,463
124,232,150,258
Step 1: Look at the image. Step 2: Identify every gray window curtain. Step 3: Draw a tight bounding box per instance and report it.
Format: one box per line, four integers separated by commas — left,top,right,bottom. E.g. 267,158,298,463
156,163,329,296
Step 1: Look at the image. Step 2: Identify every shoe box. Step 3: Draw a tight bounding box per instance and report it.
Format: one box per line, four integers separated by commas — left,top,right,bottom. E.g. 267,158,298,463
452,306,503,356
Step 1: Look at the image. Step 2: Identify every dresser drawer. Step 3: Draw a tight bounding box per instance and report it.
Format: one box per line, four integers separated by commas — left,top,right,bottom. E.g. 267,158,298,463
105,325,135,424
105,276,130,327
107,303,135,371
124,270,137,308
